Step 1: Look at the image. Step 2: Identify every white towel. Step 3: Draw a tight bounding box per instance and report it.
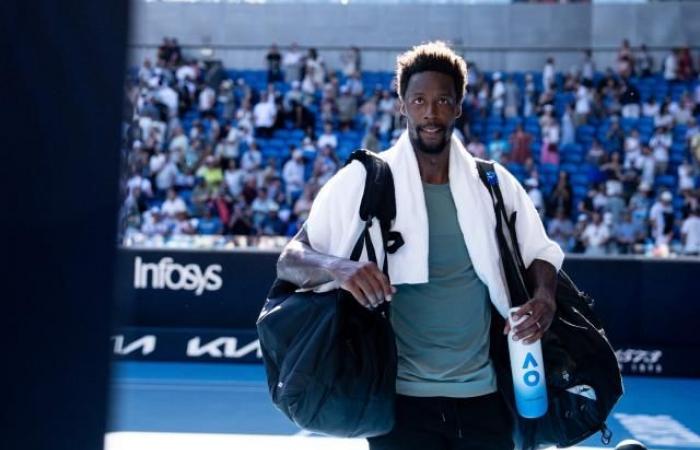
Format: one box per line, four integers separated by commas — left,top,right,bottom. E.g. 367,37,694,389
305,130,564,319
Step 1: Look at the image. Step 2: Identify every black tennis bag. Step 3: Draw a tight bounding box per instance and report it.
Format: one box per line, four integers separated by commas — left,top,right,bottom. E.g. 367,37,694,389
256,149,404,437
476,161,624,450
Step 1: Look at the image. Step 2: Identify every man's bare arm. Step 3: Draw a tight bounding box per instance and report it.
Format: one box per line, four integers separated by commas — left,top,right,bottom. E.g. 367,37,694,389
276,226,395,309
276,226,340,289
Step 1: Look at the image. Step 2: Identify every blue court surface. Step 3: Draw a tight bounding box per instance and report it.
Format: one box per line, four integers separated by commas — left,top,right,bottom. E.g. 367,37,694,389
107,362,700,450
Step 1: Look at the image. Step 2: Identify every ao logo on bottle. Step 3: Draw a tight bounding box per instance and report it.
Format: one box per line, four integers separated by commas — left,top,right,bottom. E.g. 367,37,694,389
522,352,541,386
133,256,223,296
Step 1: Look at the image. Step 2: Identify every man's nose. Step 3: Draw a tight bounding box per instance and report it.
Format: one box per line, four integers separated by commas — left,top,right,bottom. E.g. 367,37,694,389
424,101,437,119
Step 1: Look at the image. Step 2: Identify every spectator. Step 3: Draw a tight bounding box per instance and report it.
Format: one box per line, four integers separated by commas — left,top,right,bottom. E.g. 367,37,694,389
293,185,316,223
614,211,643,254
654,101,674,129
638,144,656,187
587,138,607,165
542,57,555,91
580,49,595,83
154,152,179,193
504,75,520,118
253,91,277,138
251,187,277,227
491,72,505,116
161,188,187,218
617,39,635,78
547,208,574,251
304,48,326,89
605,118,625,154
642,96,660,118
377,90,396,135
672,93,695,125
344,72,365,98
525,177,544,217
198,84,216,117
241,141,263,172
290,100,315,132
489,131,510,163
127,171,153,199
282,149,306,204
677,47,695,81
258,158,281,189
561,104,576,147
466,136,486,159
574,80,592,125
547,171,573,217
663,48,678,82
582,211,610,256
540,112,560,166
266,44,283,83
259,205,285,236
681,208,700,255
523,73,537,117
282,42,304,83
637,44,654,77
190,178,212,217
341,46,362,77
196,155,224,188
649,190,675,247
227,202,254,235
317,122,338,150
604,179,627,226
509,124,532,164
649,126,671,174
337,86,358,130
312,145,339,186
140,206,171,238
196,208,223,235
361,124,381,152
679,159,696,193
620,80,641,118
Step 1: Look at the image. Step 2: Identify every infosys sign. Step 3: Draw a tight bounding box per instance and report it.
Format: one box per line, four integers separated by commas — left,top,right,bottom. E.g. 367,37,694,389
133,256,223,296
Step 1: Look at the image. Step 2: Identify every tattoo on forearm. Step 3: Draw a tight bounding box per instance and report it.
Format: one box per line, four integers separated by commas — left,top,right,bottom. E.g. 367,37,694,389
276,227,339,288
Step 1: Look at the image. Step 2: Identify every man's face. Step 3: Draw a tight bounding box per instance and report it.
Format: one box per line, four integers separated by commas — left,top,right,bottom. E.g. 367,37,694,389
400,71,461,155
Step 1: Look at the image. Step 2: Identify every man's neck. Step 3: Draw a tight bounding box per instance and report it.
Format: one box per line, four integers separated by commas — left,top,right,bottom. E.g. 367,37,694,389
415,148,450,184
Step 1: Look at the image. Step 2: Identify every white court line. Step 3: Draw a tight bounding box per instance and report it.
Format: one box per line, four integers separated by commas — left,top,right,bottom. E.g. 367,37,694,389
104,432,609,450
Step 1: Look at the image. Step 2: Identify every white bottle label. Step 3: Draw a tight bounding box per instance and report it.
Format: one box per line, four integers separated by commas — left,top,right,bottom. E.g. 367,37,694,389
507,306,548,418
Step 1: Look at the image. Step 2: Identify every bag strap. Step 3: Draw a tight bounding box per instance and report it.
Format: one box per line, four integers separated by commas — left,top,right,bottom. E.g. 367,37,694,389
475,160,531,307
346,149,404,277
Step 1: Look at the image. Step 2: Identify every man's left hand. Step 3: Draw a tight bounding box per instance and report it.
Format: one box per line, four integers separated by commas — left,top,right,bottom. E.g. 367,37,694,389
503,294,556,344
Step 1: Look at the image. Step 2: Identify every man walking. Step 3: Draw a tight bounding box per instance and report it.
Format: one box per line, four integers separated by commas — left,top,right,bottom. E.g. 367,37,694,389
276,42,563,450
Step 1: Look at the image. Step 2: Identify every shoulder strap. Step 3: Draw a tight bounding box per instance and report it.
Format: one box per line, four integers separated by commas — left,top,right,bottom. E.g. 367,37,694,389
345,150,404,277
475,160,530,307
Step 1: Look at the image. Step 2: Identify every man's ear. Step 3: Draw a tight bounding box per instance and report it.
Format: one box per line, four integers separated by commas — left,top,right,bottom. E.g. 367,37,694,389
455,102,462,119
399,99,407,117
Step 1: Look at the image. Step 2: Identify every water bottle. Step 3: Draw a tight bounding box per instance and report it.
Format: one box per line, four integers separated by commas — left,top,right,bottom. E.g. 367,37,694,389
507,306,548,418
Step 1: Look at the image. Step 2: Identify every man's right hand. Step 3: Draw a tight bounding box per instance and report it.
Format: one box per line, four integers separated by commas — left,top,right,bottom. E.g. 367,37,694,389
329,259,396,309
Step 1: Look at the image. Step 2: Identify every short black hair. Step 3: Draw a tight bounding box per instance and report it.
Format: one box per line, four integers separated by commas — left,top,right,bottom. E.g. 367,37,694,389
395,41,467,101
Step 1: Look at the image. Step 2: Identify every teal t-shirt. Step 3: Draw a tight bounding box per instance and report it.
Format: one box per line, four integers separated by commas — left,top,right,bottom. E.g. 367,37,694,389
391,182,497,398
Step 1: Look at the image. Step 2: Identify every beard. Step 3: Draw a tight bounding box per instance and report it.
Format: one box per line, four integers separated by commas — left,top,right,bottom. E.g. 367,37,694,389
408,124,454,155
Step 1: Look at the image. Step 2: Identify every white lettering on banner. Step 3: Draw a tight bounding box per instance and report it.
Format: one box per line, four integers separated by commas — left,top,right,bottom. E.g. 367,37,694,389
186,337,263,359
133,256,223,296
615,348,663,374
615,413,700,447
111,335,156,356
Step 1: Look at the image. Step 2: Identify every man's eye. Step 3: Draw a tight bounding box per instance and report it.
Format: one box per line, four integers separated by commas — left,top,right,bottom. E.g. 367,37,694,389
413,98,424,104
439,97,451,104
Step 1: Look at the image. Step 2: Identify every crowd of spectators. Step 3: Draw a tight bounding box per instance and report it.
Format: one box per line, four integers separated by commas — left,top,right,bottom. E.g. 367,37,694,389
119,38,700,256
